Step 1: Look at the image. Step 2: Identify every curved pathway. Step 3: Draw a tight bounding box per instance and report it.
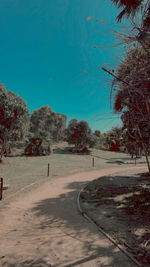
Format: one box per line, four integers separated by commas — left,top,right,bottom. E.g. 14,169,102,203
0,165,146,267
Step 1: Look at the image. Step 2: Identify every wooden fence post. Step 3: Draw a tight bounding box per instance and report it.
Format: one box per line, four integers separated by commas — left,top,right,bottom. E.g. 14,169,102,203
92,157,95,167
135,156,136,165
0,178,3,200
47,163,50,176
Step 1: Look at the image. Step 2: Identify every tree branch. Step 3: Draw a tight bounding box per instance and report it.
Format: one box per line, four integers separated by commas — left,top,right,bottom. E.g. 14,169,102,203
101,67,129,86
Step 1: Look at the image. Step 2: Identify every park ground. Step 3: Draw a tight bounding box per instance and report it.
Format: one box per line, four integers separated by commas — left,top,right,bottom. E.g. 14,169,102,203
0,142,149,266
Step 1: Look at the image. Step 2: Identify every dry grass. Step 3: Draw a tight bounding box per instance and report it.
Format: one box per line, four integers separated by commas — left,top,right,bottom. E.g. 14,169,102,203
0,142,146,204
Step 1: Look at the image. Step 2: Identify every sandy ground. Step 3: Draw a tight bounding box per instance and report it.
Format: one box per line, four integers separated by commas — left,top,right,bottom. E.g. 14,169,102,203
0,164,147,267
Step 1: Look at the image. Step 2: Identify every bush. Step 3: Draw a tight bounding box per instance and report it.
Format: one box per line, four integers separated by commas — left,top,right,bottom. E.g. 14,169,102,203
24,138,52,156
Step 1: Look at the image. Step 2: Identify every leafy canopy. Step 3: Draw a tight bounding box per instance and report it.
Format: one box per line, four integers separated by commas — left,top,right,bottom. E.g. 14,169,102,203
0,83,30,143
67,119,92,148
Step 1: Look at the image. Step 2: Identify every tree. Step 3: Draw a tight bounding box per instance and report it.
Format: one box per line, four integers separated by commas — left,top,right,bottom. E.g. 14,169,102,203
112,45,150,171
111,0,150,42
30,106,67,142
88,134,100,148
67,119,92,150
121,121,143,157
24,137,52,156
0,84,30,160
104,126,123,151
66,118,78,144
30,106,54,140
94,130,101,137
88,130,102,149
111,0,143,22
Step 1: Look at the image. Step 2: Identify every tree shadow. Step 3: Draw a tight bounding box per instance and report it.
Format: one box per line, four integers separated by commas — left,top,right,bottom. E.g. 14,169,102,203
106,160,124,165
6,259,52,267
53,147,72,155
7,154,24,158
92,154,126,165
92,153,126,163
92,153,145,165
106,159,146,165
4,247,123,267
18,180,133,267
53,147,91,156
80,173,150,265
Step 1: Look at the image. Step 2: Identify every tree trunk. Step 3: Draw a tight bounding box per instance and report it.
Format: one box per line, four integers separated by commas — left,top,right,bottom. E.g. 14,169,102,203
0,139,6,162
137,127,150,173
142,143,150,173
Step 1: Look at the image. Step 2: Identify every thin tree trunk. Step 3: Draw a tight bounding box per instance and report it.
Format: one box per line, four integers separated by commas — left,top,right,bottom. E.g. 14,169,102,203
137,127,150,173
142,143,150,173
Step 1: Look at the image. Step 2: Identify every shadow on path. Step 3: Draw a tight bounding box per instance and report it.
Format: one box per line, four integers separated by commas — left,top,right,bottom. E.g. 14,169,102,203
22,179,137,267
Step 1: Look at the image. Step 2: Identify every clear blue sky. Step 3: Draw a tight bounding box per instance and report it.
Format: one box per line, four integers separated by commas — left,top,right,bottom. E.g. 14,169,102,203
0,0,129,132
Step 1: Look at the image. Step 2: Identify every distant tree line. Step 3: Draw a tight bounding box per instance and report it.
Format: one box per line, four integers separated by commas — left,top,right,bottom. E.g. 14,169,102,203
0,83,104,159
0,84,68,159
2,82,149,161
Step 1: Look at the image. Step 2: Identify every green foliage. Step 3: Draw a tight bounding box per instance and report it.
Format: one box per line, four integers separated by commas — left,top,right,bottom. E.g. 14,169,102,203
111,0,143,22
0,84,30,159
111,0,150,43
62,128,68,141
88,134,101,148
121,129,142,156
104,126,123,151
66,119,92,149
113,46,150,151
30,106,67,142
94,130,101,137
66,118,78,143
24,137,52,156
88,130,103,149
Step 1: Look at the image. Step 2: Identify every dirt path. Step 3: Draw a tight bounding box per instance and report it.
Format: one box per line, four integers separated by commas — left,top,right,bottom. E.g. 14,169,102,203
0,165,146,267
